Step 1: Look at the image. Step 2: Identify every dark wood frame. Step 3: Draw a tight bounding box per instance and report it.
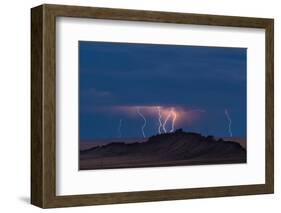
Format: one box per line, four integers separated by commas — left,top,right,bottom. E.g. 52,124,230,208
31,4,274,208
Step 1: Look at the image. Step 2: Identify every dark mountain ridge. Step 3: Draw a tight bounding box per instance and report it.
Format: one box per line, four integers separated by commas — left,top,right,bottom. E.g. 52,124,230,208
80,129,246,170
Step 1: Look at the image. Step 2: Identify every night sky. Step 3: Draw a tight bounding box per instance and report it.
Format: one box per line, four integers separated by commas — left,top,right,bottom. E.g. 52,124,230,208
79,41,246,141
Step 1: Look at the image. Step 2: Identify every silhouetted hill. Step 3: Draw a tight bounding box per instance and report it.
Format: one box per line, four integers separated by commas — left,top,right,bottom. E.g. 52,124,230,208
80,129,246,170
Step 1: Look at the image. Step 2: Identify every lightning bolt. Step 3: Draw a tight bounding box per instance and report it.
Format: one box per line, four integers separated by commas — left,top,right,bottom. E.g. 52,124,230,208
157,106,163,134
137,107,146,138
163,108,173,133
118,119,123,138
170,108,177,132
224,109,233,137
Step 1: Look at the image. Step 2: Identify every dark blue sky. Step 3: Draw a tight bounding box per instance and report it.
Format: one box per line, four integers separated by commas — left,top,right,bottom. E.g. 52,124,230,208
79,41,246,140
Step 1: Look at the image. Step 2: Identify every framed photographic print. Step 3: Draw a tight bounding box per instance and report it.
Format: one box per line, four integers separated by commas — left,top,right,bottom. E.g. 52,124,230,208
31,4,274,208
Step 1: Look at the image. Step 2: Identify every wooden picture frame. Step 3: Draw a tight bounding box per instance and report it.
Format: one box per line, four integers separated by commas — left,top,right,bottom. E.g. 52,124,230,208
31,4,274,208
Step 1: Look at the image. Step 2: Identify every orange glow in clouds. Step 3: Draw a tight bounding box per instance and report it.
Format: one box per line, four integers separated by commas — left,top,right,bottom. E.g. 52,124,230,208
114,105,204,134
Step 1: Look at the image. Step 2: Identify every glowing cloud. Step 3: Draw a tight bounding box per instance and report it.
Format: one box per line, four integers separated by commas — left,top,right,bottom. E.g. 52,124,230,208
99,105,205,137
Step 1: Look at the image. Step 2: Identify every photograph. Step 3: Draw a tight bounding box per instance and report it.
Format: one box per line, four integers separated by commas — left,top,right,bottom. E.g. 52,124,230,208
79,41,247,170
